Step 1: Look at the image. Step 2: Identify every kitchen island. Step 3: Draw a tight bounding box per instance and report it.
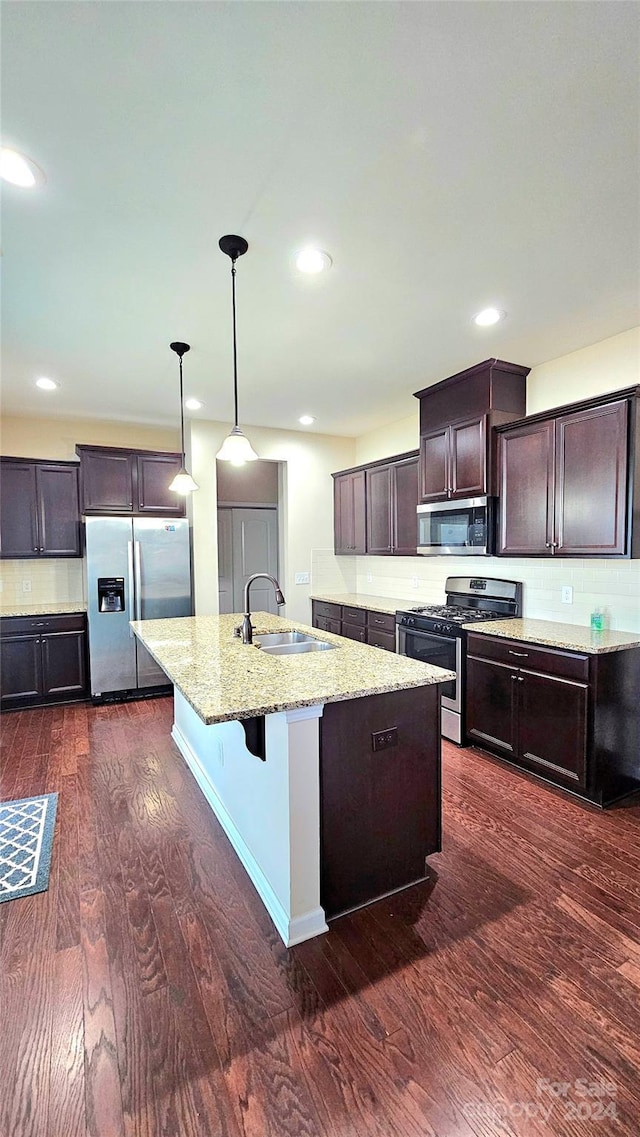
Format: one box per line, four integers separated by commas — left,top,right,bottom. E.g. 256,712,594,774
131,612,454,945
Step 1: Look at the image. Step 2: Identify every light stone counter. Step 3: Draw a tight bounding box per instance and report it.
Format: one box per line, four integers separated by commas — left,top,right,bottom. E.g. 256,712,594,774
0,602,87,618
310,593,405,615
464,617,640,655
131,611,454,725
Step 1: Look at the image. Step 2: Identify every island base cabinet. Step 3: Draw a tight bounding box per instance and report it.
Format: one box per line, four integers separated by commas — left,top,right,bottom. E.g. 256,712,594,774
320,686,441,919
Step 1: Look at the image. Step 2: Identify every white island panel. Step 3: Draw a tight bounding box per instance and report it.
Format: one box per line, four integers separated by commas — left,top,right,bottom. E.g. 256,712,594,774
172,689,328,946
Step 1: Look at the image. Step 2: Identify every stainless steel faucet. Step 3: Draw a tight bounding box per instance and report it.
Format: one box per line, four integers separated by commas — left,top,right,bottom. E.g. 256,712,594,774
239,573,286,644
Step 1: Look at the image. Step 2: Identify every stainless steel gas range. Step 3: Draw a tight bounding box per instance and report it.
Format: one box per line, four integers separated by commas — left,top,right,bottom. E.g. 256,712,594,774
396,576,522,744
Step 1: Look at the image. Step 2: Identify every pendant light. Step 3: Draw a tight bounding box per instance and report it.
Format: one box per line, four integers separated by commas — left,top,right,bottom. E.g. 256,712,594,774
168,341,199,494
216,234,258,465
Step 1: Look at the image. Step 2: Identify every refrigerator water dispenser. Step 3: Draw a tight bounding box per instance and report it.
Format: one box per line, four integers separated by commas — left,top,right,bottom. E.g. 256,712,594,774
98,577,125,613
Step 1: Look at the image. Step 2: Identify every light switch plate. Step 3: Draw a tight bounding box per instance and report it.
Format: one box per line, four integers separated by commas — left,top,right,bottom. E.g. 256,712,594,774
294,572,310,585
411,576,419,588
22,579,32,593
561,585,573,604
366,573,373,584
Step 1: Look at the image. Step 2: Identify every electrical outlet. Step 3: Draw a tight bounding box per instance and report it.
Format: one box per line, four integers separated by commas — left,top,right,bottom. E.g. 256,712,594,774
294,572,310,585
411,576,419,588
372,727,398,752
22,579,32,593
366,573,373,584
561,585,573,604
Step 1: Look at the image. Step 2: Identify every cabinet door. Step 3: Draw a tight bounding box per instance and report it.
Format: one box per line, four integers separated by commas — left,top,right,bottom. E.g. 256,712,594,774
41,631,87,697
497,420,555,555
320,686,440,918
0,635,42,702
81,450,136,512
449,416,486,498
341,621,367,642
419,427,449,501
466,655,517,757
314,614,342,635
37,464,81,556
0,462,39,557
366,628,396,651
366,465,393,554
136,453,184,515
334,472,366,554
391,456,419,555
555,400,628,556
518,671,588,789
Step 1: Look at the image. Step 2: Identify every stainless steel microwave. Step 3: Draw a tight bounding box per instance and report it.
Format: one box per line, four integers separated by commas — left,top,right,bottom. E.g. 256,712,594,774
416,496,496,556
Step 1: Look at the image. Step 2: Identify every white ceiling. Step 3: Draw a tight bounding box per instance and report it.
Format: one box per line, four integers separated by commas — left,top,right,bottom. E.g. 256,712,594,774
2,2,639,438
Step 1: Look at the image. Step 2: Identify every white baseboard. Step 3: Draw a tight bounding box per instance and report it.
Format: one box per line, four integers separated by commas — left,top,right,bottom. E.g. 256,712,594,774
171,723,328,947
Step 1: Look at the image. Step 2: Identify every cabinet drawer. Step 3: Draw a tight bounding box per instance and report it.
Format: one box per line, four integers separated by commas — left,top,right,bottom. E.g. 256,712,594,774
366,610,396,634
342,622,366,643
313,600,342,621
1,613,86,637
342,605,366,626
467,633,589,681
367,628,397,652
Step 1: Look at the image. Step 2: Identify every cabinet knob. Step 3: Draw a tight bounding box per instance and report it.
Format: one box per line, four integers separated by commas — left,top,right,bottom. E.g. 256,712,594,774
33,546,39,552
545,542,552,548
552,542,559,548
518,676,525,682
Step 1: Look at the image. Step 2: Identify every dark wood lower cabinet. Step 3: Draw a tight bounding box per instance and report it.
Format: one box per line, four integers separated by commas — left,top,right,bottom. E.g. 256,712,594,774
0,614,88,709
311,600,398,652
466,632,640,806
320,685,441,918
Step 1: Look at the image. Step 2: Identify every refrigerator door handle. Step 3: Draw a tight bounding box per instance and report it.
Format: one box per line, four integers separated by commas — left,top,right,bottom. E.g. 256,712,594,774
127,540,135,638
133,540,143,623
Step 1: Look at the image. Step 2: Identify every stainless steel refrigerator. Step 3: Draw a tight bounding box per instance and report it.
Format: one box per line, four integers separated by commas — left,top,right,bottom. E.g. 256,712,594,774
84,516,192,698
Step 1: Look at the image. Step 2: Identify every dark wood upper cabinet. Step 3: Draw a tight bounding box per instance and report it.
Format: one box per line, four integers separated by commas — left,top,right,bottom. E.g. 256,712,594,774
497,392,636,557
554,400,628,556
415,359,529,503
333,470,366,554
334,452,418,557
76,445,184,516
0,458,81,558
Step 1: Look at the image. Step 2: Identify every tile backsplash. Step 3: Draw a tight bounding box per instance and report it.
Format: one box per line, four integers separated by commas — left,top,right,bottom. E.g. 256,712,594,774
0,559,85,607
311,551,640,633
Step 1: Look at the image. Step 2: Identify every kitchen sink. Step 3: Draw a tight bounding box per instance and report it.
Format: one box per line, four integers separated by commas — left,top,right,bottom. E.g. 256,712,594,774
253,631,337,655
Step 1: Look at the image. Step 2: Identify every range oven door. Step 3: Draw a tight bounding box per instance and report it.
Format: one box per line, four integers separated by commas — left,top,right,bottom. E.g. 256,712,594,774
397,626,461,712
417,496,494,555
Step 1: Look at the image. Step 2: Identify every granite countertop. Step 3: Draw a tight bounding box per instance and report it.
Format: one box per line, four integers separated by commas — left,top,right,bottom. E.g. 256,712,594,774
131,612,455,725
310,593,405,615
0,602,87,618
464,617,640,655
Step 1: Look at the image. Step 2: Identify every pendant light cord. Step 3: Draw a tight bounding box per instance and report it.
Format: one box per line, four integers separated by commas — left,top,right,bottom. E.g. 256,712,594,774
178,353,186,462
231,258,239,429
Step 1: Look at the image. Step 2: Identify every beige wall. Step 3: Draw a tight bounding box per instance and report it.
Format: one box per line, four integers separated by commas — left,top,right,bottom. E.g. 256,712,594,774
0,414,179,461
526,326,639,415
353,327,640,465
191,421,355,622
354,411,419,466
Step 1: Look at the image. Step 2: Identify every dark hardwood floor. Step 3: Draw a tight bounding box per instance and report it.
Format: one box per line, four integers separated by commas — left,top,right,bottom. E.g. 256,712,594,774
1,697,639,1136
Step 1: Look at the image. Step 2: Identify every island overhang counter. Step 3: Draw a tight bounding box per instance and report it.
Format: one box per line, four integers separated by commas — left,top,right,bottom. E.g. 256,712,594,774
131,612,454,946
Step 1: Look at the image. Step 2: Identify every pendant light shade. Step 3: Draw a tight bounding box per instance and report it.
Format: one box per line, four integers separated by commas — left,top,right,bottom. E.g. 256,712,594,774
216,234,258,465
169,341,199,494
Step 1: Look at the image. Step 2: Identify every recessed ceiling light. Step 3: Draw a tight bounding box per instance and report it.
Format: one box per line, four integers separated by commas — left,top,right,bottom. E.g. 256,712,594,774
185,398,203,411
295,247,332,274
1,148,45,188
35,377,58,391
473,307,505,327
299,415,315,426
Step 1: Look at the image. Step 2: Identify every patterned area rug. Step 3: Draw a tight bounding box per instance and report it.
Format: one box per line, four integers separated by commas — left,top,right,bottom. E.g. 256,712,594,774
0,793,58,902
